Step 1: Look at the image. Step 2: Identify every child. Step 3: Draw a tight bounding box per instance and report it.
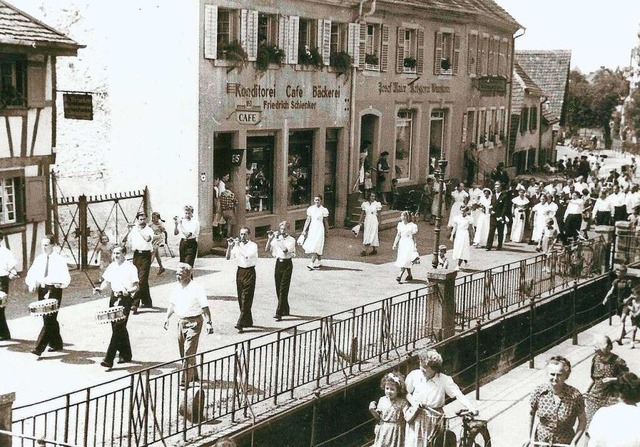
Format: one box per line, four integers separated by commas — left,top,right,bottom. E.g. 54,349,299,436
390,179,399,210
538,219,558,273
364,171,373,198
150,212,166,275
95,234,112,276
624,286,640,349
369,372,409,447
436,244,449,269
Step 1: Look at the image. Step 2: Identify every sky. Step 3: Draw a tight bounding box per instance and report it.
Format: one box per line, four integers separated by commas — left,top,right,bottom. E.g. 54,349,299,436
495,0,640,73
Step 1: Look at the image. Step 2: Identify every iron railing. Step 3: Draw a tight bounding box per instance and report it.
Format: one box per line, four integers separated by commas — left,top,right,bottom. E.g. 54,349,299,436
10,237,618,446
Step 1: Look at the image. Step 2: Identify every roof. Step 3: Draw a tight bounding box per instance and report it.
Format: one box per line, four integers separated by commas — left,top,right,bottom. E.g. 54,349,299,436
0,0,83,54
514,62,544,96
541,107,559,125
511,62,544,114
515,50,572,122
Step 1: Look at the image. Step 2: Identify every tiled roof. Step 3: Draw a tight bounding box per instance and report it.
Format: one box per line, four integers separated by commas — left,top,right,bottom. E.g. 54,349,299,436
511,76,524,114
515,50,572,122
514,62,544,97
541,106,559,124
0,0,81,51
398,0,521,29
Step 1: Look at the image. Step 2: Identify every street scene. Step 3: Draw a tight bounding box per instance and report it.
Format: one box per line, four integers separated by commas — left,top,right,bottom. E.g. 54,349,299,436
1,0,640,446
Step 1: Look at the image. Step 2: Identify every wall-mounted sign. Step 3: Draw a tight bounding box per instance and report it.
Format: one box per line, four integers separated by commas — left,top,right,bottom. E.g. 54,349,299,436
230,149,245,166
475,76,507,95
63,93,93,120
235,105,262,125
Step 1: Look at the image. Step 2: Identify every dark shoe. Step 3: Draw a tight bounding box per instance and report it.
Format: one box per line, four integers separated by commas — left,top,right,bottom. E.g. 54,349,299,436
360,250,368,256
30,349,41,357
48,347,62,352
371,249,378,255
273,315,282,321
406,276,413,281
0,336,11,341
131,307,139,315
617,339,624,346
100,361,113,369
396,276,402,283
157,267,165,275
485,248,491,251
117,357,131,364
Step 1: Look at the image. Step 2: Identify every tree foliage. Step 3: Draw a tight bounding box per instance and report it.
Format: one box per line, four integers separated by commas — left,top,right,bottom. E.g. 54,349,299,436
565,68,629,148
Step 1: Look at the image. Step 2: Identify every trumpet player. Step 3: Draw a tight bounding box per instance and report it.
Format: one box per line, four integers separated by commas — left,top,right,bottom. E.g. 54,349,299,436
265,221,296,321
174,205,200,268
225,227,258,333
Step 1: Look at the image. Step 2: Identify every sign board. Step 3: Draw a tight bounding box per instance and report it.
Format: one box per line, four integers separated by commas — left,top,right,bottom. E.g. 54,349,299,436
475,77,507,95
236,110,261,125
230,149,245,166
63,94,94,120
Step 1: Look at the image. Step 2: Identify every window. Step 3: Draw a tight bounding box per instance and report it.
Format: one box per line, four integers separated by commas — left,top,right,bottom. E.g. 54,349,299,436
520,106,529,132
0,56,26,108
330,22,347,54
463,110,476,145
258,13,278,45
298,19,318,56
468,33,478,76
479,34,489,76
434,31,460,75
0,178,17,224
530,106,538,131
364,24,381,70
487,109,495,142
498,108,506,141
395,110,414,180
288,130,314,207
478,109,487,145
246,135,275,214
400,29,416,73
213,8,243,59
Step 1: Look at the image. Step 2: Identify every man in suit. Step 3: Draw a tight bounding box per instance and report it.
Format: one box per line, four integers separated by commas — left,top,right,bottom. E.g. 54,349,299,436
486,181,509,251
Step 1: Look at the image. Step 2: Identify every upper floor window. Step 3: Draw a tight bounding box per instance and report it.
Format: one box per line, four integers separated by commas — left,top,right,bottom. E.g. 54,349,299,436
330,22,347,54
401,29,416,73
467,33,478,76
258,13,278,45
0,57,26,108
434,31,460,75
479,34,489,76
0,177,17,224
364,24,381,70
298,19,317,56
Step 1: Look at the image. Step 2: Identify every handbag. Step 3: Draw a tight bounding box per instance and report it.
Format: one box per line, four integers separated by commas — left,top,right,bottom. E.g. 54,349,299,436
296,234,306,246
351,224,361,236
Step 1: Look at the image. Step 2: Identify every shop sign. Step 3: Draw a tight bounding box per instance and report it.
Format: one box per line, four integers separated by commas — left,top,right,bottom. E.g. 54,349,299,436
63,93,93,120
227,82,342,112
230,149,245,166
475,76,507,95
377,82,451,95
234,105,262,125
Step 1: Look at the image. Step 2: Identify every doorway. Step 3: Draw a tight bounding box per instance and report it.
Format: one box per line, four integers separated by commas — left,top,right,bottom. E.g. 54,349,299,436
429,109,446,173
324,129,339,226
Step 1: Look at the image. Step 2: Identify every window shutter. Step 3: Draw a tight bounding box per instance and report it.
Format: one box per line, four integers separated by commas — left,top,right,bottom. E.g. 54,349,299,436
240,10,258,62
452,33,461,75
347,23,360,67
27,62,46,108
25,176,47,222
467,33,477,75
531,107,538,131
278,16,289,53
520,106,528,132
319,19,331,65
396,27,405,73
203,4,218,59
434,31,443,75
380,25,390,72
505,40,511,79
461,112,468,144
487,37,494,75
416,29,425,74
479,35,488,75
288,16,299,64
358,22,367,68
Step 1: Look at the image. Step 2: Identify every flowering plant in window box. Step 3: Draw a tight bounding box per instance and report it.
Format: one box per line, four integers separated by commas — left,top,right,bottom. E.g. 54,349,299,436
217,41,248,67
298,46,323,68
365,53,379,65
403,56,417,69
256,44,285,72
329,51,352,73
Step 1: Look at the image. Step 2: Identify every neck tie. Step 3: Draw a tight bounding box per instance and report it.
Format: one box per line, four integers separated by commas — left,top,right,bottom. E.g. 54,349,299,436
44,255,50,278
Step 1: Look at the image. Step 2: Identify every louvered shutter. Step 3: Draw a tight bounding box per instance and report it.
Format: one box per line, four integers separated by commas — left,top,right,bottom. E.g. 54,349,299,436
480,35,488,75
241,10,258,62
396,27,405,73
380,25,390,72
27,62,46,107
358,23,367,68
505,40,511,79
204,5,218,59
452,33,461,75
434,31,443,75
288,16,299,64
278,16,289,54
461,112,468,144
487,37,494,75
347,23,360,67
319,19,331,65
467,33,477,75
416,29,425,74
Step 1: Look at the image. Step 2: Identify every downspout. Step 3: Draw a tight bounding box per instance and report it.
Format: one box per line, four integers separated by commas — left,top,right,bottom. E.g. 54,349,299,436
537,95,548,167
506,27,526,167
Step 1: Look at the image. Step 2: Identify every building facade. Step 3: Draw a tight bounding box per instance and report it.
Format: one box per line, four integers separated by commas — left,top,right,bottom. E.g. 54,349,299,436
0,1,81,270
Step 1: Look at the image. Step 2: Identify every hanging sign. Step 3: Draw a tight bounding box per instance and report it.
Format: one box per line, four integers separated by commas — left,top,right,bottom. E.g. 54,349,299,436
63,93,94,120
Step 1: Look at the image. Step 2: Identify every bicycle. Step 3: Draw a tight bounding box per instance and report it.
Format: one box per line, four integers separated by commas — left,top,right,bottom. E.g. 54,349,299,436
431,409,491,447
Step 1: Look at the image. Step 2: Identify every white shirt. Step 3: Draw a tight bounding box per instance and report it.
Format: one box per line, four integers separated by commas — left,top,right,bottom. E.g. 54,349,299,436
25,252,71,289
592,198,613,217
270,234,296,259
609,191,627,208
588,402,640,447
625,191,640,213
129,225,154,251
102,261,138,293
230,241,258,268
0,245,17,276
406,370,474,410
169,280,209,318
565,198,584,216
178,217,200,240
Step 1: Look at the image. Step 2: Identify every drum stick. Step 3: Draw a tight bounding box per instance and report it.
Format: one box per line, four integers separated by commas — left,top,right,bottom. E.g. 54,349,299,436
82,269,97,291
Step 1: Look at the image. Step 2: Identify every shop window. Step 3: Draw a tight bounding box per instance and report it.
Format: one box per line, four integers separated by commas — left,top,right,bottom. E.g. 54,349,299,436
434,31,460,75
498,108,506,142
288,130,313,207
463,110,476,144
246,136,274,214
478,109,487,146
395,110,414,180
467,32,478,76
0,56,26,108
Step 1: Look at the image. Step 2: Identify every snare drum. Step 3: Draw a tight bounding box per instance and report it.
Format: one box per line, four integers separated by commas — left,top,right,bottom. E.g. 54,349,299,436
0,292,7,308
28,298,59,317
95,306,126,324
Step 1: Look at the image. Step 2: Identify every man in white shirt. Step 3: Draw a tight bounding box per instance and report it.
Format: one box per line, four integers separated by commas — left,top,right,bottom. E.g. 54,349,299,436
94,245,139,369
226,227,258,333
124,212,154,313
25,235,71,356
608,185,628,223
0,232,17,340
164,263,213,385
266,221,296,321
564,191,585,242
174,205,200,268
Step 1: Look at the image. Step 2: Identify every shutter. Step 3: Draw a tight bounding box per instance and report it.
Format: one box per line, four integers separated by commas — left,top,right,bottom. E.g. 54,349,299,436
25,176,47,222
241,10,258,62
358,22,367,68
434,31,443,75
505,40,511,79
380,24,390,72
467,33,477,75
487,37,494,75
288,16,299,64
278,15,289,52
347,23,360,67
322,20,331,65
493,37,500,75
416,29,425,74
452,33,461,75
317,19,324,51
396,27,405,73
461,112,468,144
240,10,249,60
203,4,218,59
27,62,46,108
480,35,488,75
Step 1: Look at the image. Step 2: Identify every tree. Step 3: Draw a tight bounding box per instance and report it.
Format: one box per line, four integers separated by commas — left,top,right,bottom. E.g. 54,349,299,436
565,68,629,148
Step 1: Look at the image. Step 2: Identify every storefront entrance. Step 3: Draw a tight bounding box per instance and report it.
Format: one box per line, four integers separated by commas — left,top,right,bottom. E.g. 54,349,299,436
324,129,338,226
246,135,275,214
429,109,446,174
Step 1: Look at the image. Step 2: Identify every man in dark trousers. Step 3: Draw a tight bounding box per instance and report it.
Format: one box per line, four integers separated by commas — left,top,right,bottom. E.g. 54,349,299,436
226,227,258,333
124,212,154,313
486,181,509,251
265,221,296,321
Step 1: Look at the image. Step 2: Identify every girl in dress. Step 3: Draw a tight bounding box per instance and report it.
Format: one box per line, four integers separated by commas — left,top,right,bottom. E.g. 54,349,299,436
624,287,640,349
510,188,529,243
450,206,473,270
368,372,409,447
150,212,166,275
447,183,469,228
302,195,330,270
392,211,418,283
358,193,382,256
538,218,559,273
473,188,492,248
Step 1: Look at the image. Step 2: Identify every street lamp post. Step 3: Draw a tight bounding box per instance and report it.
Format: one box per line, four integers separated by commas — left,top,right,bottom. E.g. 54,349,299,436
432,158,449,269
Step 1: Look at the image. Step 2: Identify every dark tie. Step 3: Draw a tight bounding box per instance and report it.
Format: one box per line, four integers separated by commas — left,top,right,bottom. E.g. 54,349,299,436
44,255,50,278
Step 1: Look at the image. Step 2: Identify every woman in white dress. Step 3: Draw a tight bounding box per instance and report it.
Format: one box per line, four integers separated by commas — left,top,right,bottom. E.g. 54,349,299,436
510,188,530,243
358,193,382,256
531,194,557,244
469,184,484,228
451,207,473,270
447,183,469,228
302,195,330,270
473,188,492,248
392,211,418,283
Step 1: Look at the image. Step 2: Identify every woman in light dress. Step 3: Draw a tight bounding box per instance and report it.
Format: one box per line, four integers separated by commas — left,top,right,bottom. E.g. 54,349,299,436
531,194,557,244
473,188,492,248
447,183,469,228
469,184,484,228
358,193,382,256
392,211,418,283
451,206,473,270
302,195,329,270
510,188,530,243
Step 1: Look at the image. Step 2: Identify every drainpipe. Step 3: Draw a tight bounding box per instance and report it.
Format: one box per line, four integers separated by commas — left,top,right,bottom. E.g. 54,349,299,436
506,27,526,167
537,95,548,167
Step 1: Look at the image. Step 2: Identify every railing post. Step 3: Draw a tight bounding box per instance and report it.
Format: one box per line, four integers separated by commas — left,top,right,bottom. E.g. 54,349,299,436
475,319,482,401
528,298,535,369
79,194,88,270
571,279,578,345
290,327,298,399
426,269,458,338
0,392,15,447
63,393,70,444
83,388,91,447
144,370,150,446
274,331,281,405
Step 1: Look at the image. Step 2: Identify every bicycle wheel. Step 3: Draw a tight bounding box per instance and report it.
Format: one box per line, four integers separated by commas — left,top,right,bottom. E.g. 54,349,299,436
466,420,491,447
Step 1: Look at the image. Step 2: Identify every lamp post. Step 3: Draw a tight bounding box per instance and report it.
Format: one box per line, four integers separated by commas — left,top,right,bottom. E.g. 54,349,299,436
432,158,448,269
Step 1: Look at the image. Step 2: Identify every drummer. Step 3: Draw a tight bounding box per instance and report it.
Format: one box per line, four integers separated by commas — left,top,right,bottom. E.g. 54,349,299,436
93,244,139,369
25,235,71,357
